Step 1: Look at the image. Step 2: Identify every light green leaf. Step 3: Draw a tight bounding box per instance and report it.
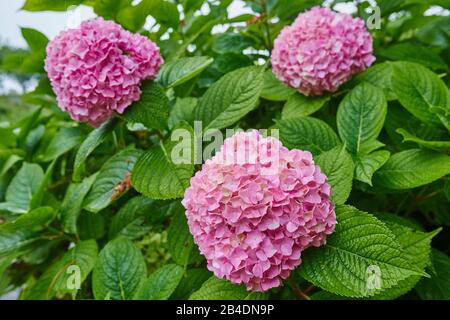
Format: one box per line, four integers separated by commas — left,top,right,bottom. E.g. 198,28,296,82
189,277,266,300
316,146,354,205
116,0,179,31
73,118,117,182
299,205,425,298
260,69,296,101
93,0,132,19
282,94,329,119
396,128,450,151
20,28,49,51
132,124,194,200
373,149,450,190
124,82,169,130
22,0,84,11
0,128,17,148
416,250,450,300
135,264,184,300
40,127,84,162
277,117,340,156
158,57,213,88
92,238,146,300
194,66,264,130
391,61,449,126
60,173,97,235
4,162,44,212
84,148,142,212
355,151,390,186
337,83,387,155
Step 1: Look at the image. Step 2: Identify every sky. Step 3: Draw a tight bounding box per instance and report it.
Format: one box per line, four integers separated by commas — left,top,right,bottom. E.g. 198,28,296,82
1,1,96,48
0,0,255,48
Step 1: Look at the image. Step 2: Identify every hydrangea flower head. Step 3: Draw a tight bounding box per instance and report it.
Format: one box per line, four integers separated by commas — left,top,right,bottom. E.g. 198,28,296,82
45,18,163,126
182,131,336,292
271,6,375,96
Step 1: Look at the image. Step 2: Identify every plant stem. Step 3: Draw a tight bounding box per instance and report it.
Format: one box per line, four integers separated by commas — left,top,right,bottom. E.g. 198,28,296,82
288,279,311,300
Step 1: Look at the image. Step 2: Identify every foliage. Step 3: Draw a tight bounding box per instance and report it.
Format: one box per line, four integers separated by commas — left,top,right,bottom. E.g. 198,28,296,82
0,0,449,300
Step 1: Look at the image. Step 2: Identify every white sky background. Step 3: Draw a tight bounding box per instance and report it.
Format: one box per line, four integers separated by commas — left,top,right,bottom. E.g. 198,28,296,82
0,0,256,48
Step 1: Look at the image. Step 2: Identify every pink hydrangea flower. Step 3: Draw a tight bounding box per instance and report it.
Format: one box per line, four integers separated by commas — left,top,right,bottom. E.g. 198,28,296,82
182,131,336,292
45,18,163,126
271,7,375,96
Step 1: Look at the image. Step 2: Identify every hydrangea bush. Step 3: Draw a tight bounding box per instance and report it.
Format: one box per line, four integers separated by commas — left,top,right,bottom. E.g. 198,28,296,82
0,0,449,300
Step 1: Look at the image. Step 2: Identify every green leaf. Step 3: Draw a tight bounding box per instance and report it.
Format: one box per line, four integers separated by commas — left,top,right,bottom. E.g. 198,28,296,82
158,57,213,88
189,277,266,300
171,268,212,299
26,240,98,300
282,94,329,119
277,117,340,156
73,118,117,182
167,203,200,267
20,28,49,51
396,128,450,151
355,151,390,186
354,62,396,101
298,205,424,298
22,0,84,11
124,82,169,130
0,128,17,148
213,33,255,54
116,0,180,31
109,196,159,240
0,207,55,258
40,127,84,162
445,180,450,202
4,163,44,213
391,61,449,126
373,149,450,190
0,155,22,179
4,207,56,231
337,83,387,155
30,159,57,209
84,148,142,212
78,212,106,240
371,217,440,299
316,146,354,205
416,250,450,300
378,43,448,71
92,238,146,300
60,173,97,235
194,66,264,130
168,97,197,129
260,69,296,101
135,264,184,300
93,0,132,19
132,124,195,200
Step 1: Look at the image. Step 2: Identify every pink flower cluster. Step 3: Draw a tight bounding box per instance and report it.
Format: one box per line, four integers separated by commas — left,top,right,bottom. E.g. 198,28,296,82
45,18,163,126
271,7,375,96
182,131,336,292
